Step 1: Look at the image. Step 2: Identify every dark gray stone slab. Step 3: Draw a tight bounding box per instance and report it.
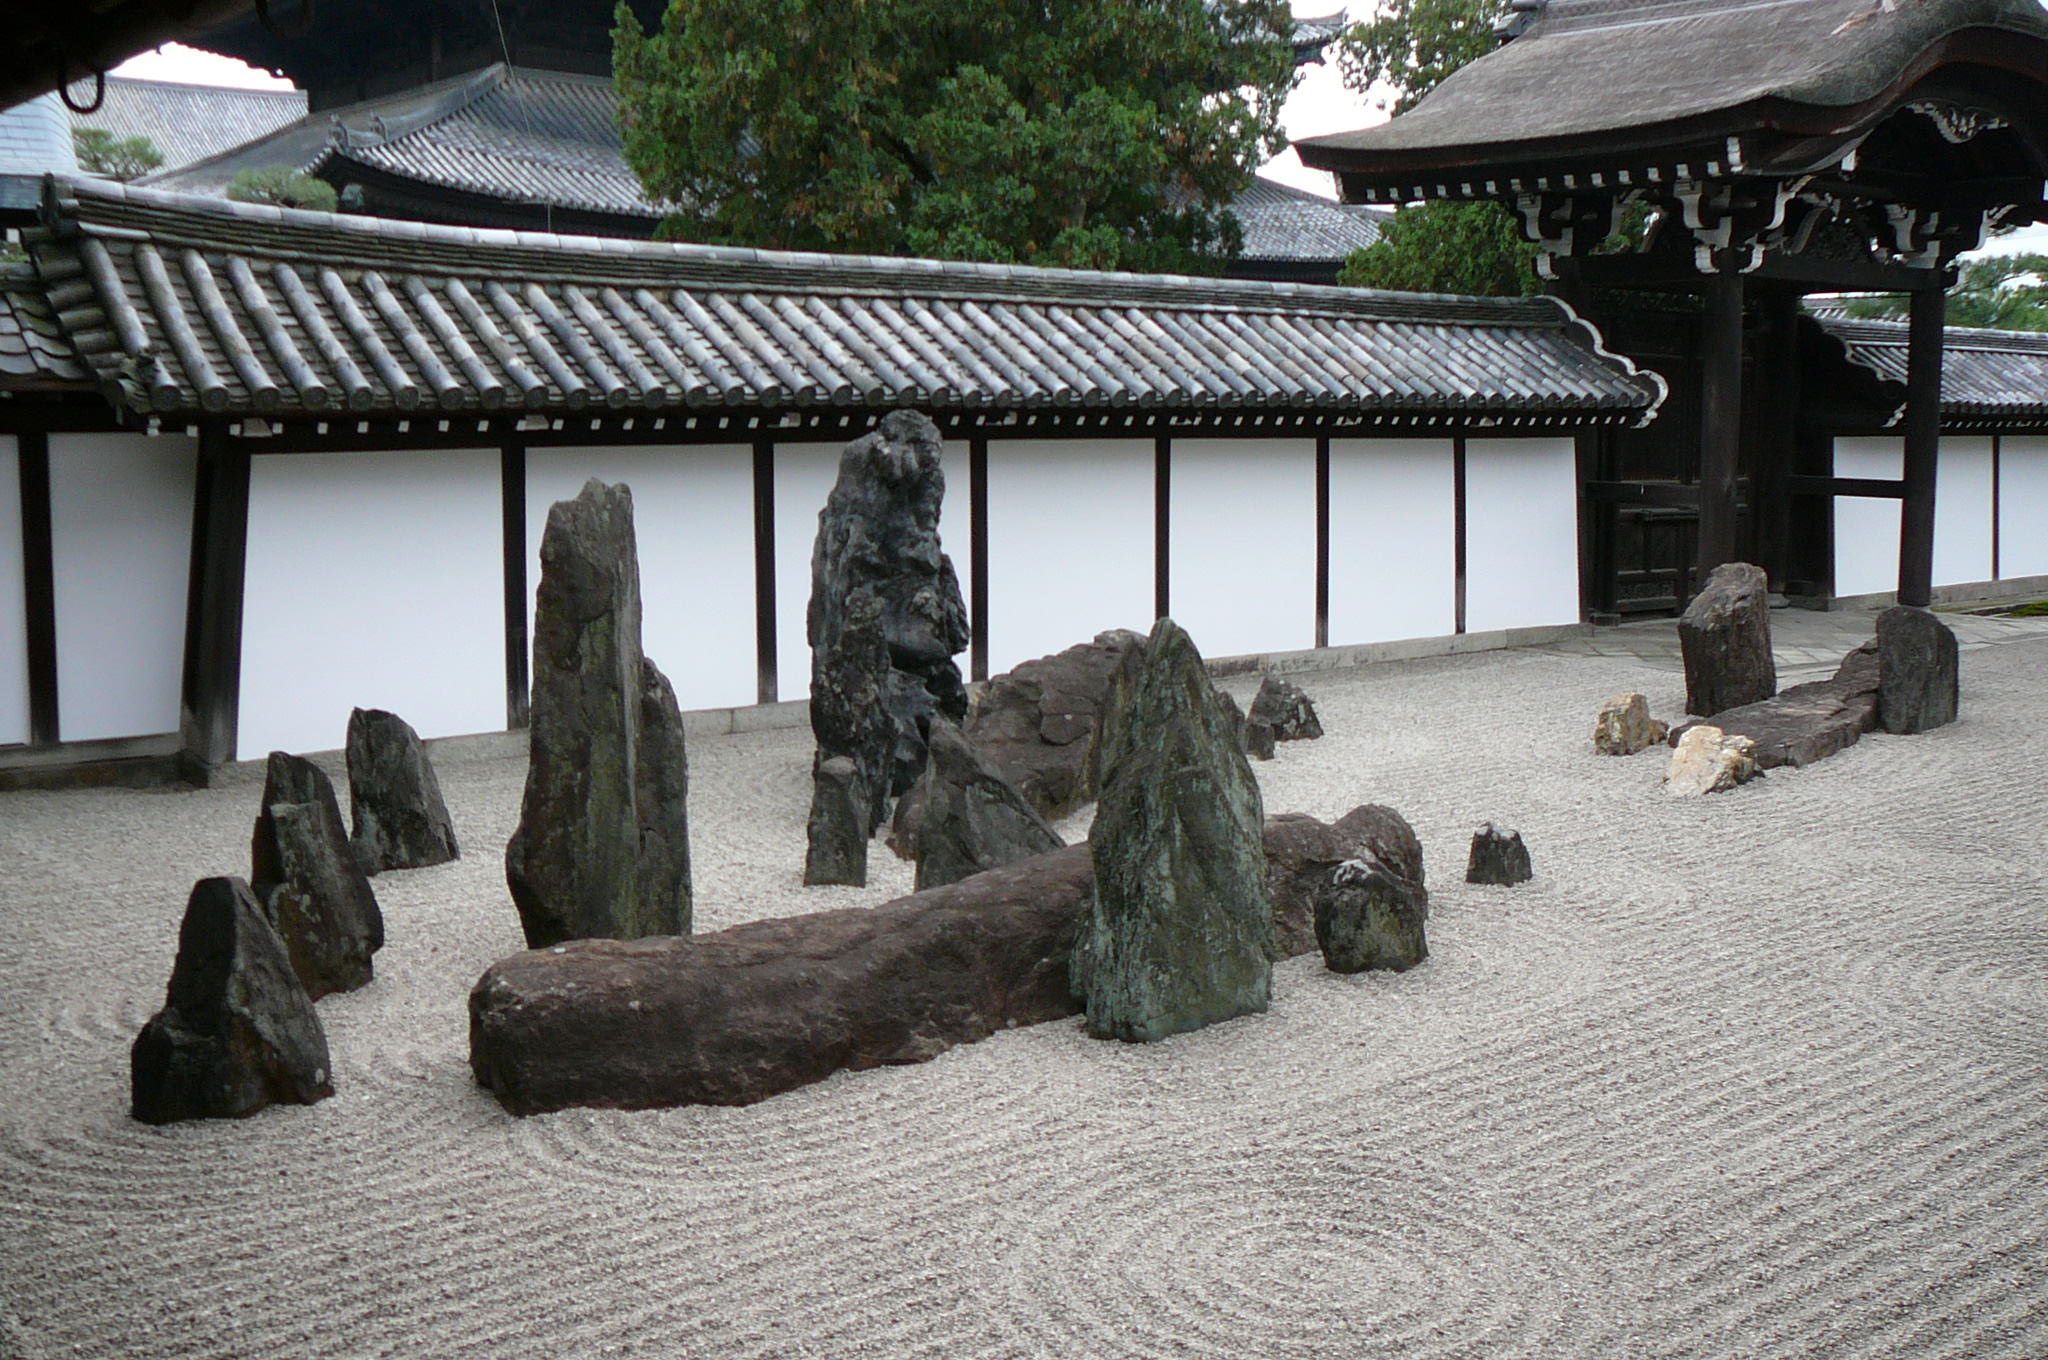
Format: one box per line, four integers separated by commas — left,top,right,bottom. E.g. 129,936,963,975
1072,618,1272,1043
1877,606,1959,734
808,411,970,802
914,719,1064,891
346,708,458,873
1669,642,1879,769
131,877,332,1125
1465,823,1533,886
1679,562,1777,718
804,757,870,887
506,480,692,948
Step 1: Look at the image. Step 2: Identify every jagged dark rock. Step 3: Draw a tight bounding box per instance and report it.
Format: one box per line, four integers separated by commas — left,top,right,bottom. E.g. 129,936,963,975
810,589,894,836
131,876,333,1124
808,411,970,804
506,480,692,948
345,708,458,873
1678,562,1776,718
470,813,1383,1113
803,757,870,887
1668,643,1880,769
1072,618,1272,1043
1317,857,1430,973
1465,823,1533,886
914,718,1064,892
250,752,382,999
959,630,1150,823
1267,805,1427,961
1877,606,1959,734
1244,719,1277,761
1248,674,1323,741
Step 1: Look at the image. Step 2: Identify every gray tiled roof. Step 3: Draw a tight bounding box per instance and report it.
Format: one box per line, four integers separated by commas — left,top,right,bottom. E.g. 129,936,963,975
19,177,1665,425
147,65,1388,266
1299,0,2048,160
1823,317,2048,423
0,264,90,386
70,76,306,174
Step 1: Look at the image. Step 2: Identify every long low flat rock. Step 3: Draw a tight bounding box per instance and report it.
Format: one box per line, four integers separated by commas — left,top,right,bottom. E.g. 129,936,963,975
1670,644,1879,770
471,813,1383,1114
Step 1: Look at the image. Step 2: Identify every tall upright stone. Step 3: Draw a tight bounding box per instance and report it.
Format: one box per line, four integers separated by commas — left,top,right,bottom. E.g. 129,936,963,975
1678,562,1776,718
808,410,970,806
251,752,383,999
1072,618,1272,1042
506,480,692,948
131,877,333,1124
808,589,894,836
1876,605,1959,734
346,708,459,873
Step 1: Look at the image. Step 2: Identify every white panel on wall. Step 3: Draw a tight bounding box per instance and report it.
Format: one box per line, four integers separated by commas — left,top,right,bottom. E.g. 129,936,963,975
1168,439,1317,658
50,433,196,742
527,445,756,712
1833,437,1903,598
1464,437,1580,634
1999,436,2048,579
0,436,27,746
985,439,1153,676
1327,438,1456,645
772,439,970,702
1934,436,1995,587
241,448,502,760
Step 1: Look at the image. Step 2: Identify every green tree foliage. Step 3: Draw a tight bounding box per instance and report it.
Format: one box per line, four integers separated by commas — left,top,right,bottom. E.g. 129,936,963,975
1331,0,1537,296
1339,200,1539,295
1336,0,1497,117
612,0,1297,272
72,129,163,182
1842,253,2048,332
225,168,340,213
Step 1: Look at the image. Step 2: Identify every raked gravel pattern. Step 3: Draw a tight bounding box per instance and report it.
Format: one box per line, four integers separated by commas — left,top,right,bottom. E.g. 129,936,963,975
1,638,2044,1359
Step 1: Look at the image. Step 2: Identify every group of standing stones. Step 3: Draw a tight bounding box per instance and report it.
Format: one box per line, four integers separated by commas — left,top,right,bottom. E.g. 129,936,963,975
1593,561,1961,795
132,711,458,1124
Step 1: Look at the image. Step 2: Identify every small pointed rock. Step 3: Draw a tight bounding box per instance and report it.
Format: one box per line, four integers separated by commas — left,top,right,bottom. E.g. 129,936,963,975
1593,692,1667,756
346,708,459,873
804,756,870,887
914,718,1063,892
251,752,383,999
1465,823,1532,885
131,877,333,1125
1248,674,1323,741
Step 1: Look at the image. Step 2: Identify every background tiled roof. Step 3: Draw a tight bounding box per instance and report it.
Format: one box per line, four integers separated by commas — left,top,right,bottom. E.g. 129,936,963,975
69,76,307,173
1822,317,2048,423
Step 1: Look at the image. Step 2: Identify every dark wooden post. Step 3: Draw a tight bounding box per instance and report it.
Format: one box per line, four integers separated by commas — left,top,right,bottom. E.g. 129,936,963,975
178,422,251,784
1152,435,1171,622
751,438,777,705
1313,436,1330,648
1749,287,1800,588
969,437,989,683
17,431,59,745
1695,266,1745,579
1897,281,1946,607
501,438,529,728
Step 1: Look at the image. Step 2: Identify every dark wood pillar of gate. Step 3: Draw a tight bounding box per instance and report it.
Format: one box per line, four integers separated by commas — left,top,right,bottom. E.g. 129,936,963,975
178,422,251,785
1748,287,1800,588
1897,282,1946,607
1694,267,1745,581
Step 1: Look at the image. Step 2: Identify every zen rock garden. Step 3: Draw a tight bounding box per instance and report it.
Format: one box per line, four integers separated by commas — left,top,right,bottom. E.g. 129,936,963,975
1588,560,1963,796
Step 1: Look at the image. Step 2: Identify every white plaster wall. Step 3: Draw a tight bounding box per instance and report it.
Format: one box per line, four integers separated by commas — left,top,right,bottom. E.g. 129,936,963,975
241,448,502,759
985,439,1154,676
49,433,195,742
772,440,969,702
527,445,757,713
1833,437,1904,598
1934,436,1995,587
0,437,27,746
1463,437,1580,634
1169,439,1317,658
1997,436,2048,579
1326,438,1456,645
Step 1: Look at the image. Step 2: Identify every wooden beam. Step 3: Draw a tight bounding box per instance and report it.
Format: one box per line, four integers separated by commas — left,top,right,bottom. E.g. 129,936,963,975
1314,436,1330,649
1153,436,1171,623
969,437,989,683
751,438,777,706
178,423,251,784
1453,435,1468,634
1786,475,1907,499
1696,268,1745,578
1897,285,1946,607
17,431,57,745
501,440,529,729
